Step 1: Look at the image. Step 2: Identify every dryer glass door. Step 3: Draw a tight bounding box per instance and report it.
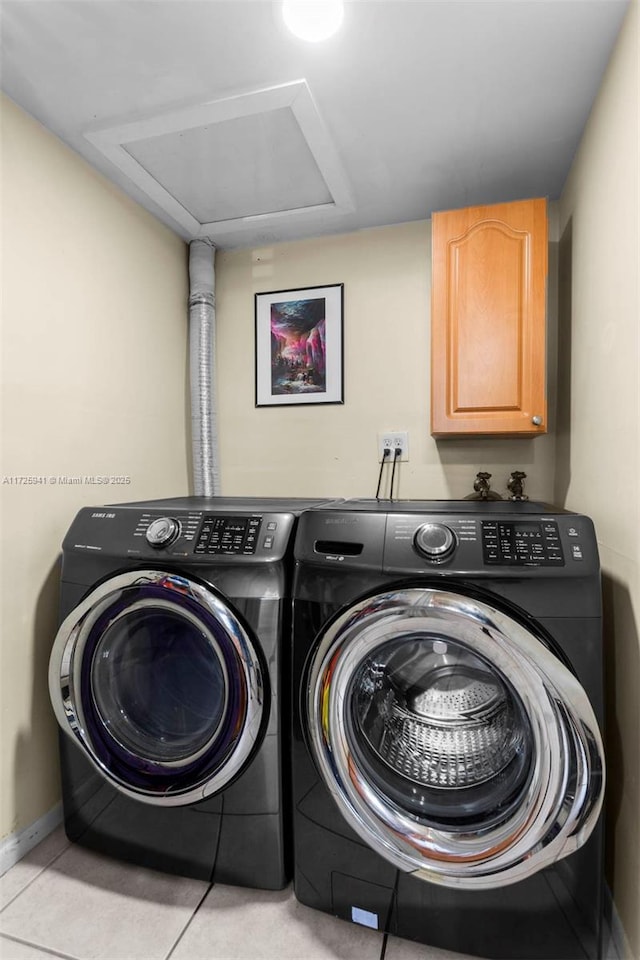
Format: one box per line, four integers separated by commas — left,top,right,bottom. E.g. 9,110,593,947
307,587,604,889
49,570,267,806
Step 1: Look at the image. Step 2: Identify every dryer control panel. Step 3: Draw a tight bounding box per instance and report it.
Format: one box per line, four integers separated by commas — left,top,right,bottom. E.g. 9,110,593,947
62,506,296,563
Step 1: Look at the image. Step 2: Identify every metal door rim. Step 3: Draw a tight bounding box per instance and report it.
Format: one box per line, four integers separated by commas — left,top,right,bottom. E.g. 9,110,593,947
49,569,266,806
307,586,605,889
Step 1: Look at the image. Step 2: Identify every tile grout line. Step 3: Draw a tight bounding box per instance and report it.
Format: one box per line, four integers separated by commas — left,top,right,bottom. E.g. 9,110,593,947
379,931,389,960
0,931,82,960
163,880,214,960
0,843,72,915
163,791,225,960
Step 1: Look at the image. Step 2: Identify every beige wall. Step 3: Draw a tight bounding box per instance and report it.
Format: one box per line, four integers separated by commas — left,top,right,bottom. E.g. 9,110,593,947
0,96,190,841
558,1,639,955
216,219,557,503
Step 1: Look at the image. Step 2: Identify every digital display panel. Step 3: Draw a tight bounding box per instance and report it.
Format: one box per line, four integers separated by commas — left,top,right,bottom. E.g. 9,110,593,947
513,522,542,537
223,520,248,534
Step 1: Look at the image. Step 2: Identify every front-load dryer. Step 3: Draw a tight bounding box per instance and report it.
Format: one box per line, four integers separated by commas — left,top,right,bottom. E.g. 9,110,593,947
49,496,333,888
291,499,605,959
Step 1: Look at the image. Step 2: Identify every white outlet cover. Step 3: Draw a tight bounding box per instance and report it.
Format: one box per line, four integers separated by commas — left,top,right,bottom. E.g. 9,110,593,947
377,432,409,462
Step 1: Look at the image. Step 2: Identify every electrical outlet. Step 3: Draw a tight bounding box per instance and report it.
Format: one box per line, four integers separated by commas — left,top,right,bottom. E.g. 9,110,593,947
377,431,409,462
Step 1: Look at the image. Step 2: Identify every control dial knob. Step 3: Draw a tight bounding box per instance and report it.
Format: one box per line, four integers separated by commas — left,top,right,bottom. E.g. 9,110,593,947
145,516,180,548
414,522,456,561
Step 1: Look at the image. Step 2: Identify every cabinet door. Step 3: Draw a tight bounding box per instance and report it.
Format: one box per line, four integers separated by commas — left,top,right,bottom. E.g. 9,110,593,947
431,198,547,437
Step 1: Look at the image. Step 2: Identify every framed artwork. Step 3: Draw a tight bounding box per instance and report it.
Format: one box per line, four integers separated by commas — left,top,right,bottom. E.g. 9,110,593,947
255,284,344,407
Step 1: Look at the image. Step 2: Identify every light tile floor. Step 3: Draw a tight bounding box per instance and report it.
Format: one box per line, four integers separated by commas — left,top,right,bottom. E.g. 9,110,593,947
0,829,474,960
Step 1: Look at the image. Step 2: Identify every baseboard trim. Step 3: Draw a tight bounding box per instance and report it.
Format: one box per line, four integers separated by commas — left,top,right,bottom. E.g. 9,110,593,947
0,804,63,877
604,883,634,960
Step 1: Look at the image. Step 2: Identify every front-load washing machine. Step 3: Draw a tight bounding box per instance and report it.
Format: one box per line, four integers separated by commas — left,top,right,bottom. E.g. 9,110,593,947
291,499,605,959
49,495,333,888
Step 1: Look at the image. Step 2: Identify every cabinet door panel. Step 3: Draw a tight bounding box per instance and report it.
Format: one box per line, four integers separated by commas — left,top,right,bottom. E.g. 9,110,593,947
431,198,547,437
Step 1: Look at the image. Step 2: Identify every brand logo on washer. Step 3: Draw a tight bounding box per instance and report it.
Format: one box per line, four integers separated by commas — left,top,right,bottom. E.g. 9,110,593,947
91,512,116,519
326,518,357,524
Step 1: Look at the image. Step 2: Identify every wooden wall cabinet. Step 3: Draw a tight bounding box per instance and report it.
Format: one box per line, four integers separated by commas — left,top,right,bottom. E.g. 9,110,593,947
430,198,548,437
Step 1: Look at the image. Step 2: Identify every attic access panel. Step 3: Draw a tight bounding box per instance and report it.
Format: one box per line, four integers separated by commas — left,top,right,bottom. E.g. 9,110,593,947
84,80,353,240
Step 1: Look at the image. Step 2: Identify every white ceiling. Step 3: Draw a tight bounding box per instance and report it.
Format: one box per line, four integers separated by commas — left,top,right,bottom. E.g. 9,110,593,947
0,0,630,250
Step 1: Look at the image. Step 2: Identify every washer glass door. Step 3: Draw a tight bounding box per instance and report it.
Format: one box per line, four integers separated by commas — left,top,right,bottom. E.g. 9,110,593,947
307,587,604,889
50,570,267,806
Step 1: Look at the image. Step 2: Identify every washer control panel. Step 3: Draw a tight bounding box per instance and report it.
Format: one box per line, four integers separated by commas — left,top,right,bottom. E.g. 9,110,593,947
297,504,599,585
379,509,595,576
481,520,565,566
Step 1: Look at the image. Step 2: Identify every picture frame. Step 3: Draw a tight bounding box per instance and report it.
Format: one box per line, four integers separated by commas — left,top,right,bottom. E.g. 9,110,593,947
255,284,344,407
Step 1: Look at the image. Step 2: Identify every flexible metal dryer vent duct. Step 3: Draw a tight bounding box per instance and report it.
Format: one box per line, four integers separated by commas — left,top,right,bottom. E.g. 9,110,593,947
188,239,219,497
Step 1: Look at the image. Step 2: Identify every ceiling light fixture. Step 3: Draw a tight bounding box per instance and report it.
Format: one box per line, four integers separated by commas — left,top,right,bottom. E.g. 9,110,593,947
282,0,344,42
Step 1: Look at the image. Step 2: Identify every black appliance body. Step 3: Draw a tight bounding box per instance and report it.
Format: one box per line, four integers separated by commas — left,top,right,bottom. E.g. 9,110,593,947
49,496,332,889
291,500,605,959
